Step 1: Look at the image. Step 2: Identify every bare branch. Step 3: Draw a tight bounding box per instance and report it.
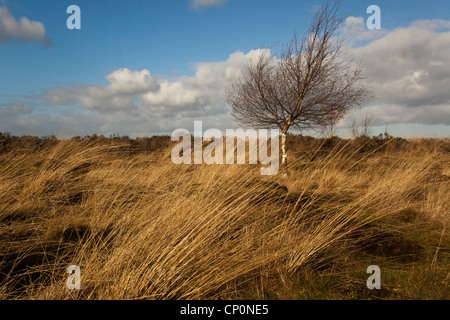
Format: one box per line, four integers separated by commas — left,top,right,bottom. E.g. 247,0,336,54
226,0,370,167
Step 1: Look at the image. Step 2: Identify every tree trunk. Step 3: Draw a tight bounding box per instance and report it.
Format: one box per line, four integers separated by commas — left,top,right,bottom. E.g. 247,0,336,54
281,131,288,175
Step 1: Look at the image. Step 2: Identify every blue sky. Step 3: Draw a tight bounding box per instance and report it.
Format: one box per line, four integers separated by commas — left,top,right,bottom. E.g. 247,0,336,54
0,0,449,138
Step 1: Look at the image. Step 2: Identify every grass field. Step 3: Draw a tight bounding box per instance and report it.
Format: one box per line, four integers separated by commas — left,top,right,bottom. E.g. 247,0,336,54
0,134,449,300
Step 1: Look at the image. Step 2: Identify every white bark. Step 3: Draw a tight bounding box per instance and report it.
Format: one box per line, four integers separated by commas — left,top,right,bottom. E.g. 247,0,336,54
281,132,287,167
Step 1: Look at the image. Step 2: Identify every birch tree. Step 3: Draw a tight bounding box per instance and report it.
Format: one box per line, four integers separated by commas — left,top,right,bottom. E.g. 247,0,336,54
226,0,369,170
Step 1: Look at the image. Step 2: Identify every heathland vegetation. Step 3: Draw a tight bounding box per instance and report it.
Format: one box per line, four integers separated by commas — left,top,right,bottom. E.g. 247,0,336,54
0,132,448,299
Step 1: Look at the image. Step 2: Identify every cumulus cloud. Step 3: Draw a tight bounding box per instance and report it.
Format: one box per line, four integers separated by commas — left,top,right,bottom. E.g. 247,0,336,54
0,6,53,46
141,50,254,117
0,101,33,117
411,19,450,31
347,19,450,126
37,50,261,135
1,19,449,137
2,52,252,136
347,104,450,127
189,0,228,11
341,16,389,44
44,68,160,112
3,50,269,137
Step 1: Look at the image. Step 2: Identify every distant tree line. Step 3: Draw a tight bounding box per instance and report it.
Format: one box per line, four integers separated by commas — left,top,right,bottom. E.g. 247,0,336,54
2,131,447,159
0,133,172,155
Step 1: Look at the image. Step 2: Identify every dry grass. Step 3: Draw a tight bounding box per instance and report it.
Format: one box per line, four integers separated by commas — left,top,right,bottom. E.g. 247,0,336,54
0,136,449,300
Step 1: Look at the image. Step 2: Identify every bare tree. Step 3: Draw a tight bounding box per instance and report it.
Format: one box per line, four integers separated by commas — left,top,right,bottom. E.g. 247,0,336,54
351,119,359,138
226,0,369,170
361,114,373,137
351,114,373,137
318,116,340,138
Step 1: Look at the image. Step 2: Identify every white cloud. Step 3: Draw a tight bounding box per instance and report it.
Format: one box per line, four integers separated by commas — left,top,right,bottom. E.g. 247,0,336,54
2,19,449,137
346,103,450,128
21,52,259,136
411,19,450,30
42,50,259,120
189,0,228,10
141,50,255,117
0,6,53,46
44,68,160,112
0,101,32,117
347,19,450,126
341,16,389,44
